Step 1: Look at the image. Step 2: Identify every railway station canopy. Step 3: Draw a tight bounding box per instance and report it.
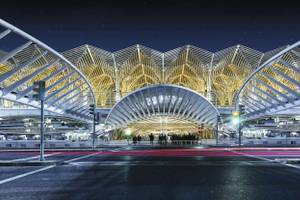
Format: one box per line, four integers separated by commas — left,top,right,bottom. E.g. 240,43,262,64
0,19,300,136
62,43,272,108
105,84,220,133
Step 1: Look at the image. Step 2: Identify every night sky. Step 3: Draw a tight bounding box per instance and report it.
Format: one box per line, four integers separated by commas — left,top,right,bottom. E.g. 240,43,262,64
0,0,299,52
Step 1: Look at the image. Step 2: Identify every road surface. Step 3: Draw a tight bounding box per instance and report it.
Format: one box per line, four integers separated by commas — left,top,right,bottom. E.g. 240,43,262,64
0,146,300,200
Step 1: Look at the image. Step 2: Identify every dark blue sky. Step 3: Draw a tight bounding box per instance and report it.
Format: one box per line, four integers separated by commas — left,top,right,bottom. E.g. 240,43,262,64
0,0,299,52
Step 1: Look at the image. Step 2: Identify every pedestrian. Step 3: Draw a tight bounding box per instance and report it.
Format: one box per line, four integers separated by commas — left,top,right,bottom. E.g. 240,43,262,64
133,136,137,145
163,134,167,145
149,133,154,145
158,134,162,144
137,135,142,144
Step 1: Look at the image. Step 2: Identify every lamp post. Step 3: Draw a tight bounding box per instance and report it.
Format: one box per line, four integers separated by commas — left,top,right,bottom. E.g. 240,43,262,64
89,104,96,149
216,116,221,145
33,81,46,161
232,111,241,146
232,104,246,146
125,128,132,145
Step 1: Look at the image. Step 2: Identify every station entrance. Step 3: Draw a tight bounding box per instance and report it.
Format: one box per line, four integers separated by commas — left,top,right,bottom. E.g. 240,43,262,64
105,84,220,140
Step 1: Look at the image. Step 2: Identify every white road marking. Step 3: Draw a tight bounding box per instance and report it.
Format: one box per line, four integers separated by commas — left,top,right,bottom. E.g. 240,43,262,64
0,165,55,185
9,152,62,162
110,147,130,152
0,152,99,185
64,152,99,163
69,161,129,166
231,150,300,170
274,158,300,162
284,163,300,170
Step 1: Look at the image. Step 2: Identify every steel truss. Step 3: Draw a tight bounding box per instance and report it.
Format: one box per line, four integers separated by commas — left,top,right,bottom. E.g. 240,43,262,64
0,19,96,121
236,41,300,120
105,84,220,131
63,44,287,108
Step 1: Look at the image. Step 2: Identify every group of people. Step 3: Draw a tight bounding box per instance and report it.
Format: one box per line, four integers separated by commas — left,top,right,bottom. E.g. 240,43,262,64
158,134,168,144
132,135,142,144
170,134,199,144
131,133,199,145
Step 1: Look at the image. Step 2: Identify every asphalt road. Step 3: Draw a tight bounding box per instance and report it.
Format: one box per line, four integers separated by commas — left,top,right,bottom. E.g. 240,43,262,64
1,147,300,200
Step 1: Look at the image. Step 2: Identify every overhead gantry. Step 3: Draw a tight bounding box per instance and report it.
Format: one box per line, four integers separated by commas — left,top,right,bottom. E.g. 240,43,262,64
105,84,220,132
0,19,96,121
235,41,300,120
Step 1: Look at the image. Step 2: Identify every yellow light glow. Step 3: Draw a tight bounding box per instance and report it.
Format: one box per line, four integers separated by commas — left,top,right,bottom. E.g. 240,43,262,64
124,128,132,136
232,111,240,116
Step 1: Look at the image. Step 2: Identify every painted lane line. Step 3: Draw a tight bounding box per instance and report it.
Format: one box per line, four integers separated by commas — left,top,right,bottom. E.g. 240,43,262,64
284,163,300,170
69,161,126,166
9,152,62,162
110,147,131,152
231,150,300,170
0,152,98,185
275,158,300,162
0,165,55,185
64,152,99,163
232,151,272,161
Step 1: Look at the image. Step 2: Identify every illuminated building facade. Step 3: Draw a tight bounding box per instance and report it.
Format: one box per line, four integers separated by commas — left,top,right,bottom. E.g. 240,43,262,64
0,19,299,138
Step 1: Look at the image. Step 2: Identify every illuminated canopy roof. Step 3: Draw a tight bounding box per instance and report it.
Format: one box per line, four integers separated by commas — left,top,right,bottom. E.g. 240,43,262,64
1,18,299,130
63,44,288,108
236,41,300,120
106,84,220,130
0,19,96,121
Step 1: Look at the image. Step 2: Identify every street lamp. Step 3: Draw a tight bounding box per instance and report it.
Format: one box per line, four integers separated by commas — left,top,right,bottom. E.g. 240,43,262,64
125,128,132,145
232,104,246,146
33,81,46,161
232,111,240,125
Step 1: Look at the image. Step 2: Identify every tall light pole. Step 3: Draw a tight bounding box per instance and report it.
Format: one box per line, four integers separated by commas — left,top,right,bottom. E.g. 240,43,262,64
125,128,132,145
33,81,46,161
89,104,96,149
239,104,246,146
216,116,221,145
232,104,246,146
232,110,241,146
